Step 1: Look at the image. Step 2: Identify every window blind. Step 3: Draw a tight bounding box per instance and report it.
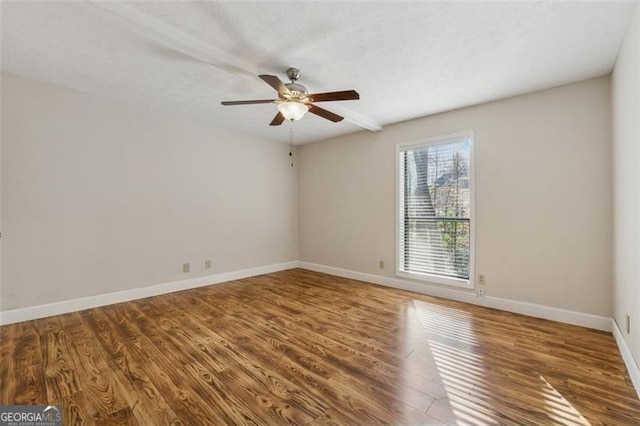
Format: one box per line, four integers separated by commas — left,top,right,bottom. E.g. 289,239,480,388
398,137,472,282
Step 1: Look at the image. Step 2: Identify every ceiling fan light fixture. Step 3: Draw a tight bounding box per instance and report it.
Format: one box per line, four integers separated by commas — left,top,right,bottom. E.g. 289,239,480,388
277,101,309,121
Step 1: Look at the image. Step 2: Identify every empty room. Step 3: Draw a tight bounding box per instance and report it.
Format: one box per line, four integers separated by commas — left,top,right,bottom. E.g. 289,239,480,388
1,1,639,424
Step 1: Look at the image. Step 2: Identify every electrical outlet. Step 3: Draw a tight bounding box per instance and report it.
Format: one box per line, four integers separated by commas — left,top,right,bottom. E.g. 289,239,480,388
476,274,486,298
205,260,212,269
626,314,631,334
182,263,190,273
379,260,385,269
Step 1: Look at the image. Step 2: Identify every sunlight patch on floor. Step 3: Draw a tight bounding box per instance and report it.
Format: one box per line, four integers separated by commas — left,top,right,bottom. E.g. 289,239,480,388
539,375,591,425
412,300,479,346
408,299,501,424
429,341,487,389
410,299,593,425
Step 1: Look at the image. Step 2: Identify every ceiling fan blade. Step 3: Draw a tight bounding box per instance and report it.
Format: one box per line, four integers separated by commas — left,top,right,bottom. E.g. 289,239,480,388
259,75,291,96
269,112,285,126
308,104,344,122
221,99,275,106
309,90,360,102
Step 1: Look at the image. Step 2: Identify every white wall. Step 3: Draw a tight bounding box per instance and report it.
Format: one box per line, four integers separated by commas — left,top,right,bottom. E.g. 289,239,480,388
1,73,297,311
299,76,612,316
612,4,640,371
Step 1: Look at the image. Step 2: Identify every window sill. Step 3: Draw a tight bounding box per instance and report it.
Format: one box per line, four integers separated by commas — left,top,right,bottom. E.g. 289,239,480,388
396,270,474,289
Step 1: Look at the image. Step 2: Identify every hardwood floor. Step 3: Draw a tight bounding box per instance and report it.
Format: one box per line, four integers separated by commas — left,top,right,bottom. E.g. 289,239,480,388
1,269,639,425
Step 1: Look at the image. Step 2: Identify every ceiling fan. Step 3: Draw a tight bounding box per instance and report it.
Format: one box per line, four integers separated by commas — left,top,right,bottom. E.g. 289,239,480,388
221,68,360,126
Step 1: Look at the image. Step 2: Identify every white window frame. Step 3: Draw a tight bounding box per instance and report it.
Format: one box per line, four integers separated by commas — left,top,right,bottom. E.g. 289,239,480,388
395,131,475,289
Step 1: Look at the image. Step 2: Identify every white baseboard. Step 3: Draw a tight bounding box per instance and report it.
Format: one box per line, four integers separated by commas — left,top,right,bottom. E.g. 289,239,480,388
0,261,298,325
0,259,613,334
612,318,640,398
298,261,612,332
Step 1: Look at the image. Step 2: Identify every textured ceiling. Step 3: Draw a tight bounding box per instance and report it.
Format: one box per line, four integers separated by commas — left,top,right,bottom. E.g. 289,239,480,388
1,1,636,144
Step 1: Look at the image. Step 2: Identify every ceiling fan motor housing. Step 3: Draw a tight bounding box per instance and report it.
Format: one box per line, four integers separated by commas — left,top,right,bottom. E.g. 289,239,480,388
284,82,309,101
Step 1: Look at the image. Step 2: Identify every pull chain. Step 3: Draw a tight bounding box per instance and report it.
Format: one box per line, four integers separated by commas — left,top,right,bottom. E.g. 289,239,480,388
289,121,294,167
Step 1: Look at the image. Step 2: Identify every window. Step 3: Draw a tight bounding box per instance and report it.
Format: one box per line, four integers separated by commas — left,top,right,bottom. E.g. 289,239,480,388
397,132,474,288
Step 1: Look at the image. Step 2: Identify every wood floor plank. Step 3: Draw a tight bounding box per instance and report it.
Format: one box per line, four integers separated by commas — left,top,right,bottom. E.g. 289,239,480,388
76,310,183,425
134,297,326,425
55,312,130,418
2,268,639,425
190,280,440,419
7,321,47,404
40,316,82,402
113,299,309,425
146,295,329,418
187,284,437,423
82,307,208,424
97,306,236,425
0,324,13,404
